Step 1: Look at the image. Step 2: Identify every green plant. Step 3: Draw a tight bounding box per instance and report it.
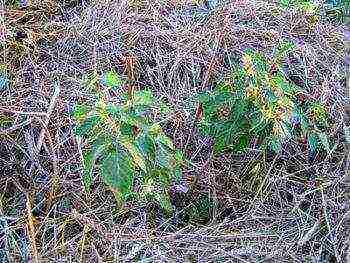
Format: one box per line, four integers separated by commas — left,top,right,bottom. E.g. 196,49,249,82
73,72,184,214
184,194,213,224
197,41,331,156
279,0,319,13
324,0,350,24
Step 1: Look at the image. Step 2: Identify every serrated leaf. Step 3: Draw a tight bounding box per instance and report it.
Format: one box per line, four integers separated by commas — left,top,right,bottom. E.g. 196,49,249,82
135,133,156,162
133,89,154,106
119,137,147,173
148,123,162,135
82,139,106,192
308,132,318,153
75,115,101,137
269,136,282,153
157,133,175,150
72,103,91,120
100,147,134,200
103,70,123,88
233,135,249,153
155,140,172,169
318,132,330,153
275,40,296,61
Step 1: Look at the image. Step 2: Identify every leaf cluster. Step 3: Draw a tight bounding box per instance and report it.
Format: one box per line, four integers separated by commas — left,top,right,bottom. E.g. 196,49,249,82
198,41,331,155
279,0,320,14
72,77,183,214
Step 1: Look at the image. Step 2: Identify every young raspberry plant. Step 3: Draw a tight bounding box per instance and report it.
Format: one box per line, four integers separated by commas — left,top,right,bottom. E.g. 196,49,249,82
197,40,332,156
72,72,183,215
279,0,320,14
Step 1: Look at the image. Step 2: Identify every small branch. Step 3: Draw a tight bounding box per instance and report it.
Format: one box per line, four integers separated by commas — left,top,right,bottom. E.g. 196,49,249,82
0,119,31,134
0,107,48,117
36,81,61,153
26,194,39,263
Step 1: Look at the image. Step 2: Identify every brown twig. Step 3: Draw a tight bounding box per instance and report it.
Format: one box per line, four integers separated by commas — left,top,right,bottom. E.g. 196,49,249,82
26,194,39,263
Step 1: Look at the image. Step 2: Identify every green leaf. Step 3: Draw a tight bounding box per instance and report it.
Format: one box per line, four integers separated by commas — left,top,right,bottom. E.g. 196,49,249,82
308,132,319,153
105,70,123,88
106,104,123,119
159,99,173,114
148,123,163,136
300,111,310,132
75,115,101,137
298,1,319,13
156,133,175,150
82,150,94,192
275,40,296,61
173,150,184,182
133,89,155,106
100,147,134,201
120,123,134,137
119,137,148,173
309,102,328,124
72,103,91,120
252,52,269,74
135,133,156,162
213,137,226,153
156,168,172,186
269,136,282,153
280,81,301,95
174,150,184,163
345,126,350,144
197,92,211,104
217,81,232,92
82,139,106,192
156,192,173,215
124,112,142,127
233,135,249,153
155,140,173,169
173,166,182,183
279,0,291,8
232,67,247,89
318,132,330,153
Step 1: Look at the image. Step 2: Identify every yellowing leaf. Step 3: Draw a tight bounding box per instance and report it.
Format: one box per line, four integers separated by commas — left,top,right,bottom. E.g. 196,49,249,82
149,123,162,135
119,138,147,173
